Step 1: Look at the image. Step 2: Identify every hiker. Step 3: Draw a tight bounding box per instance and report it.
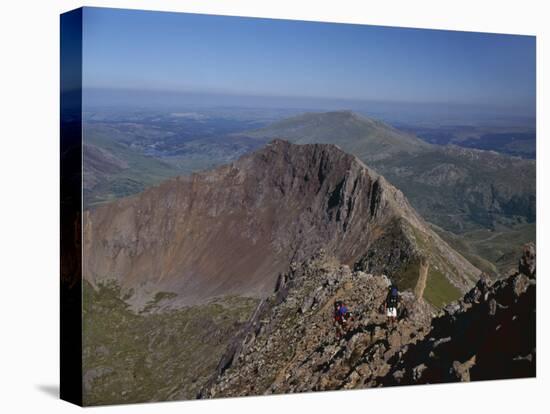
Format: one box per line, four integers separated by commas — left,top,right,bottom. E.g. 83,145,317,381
334,300,353,338
385,285,399,326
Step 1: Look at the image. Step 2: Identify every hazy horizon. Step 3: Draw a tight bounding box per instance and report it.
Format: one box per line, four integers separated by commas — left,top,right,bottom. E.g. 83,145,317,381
81,7,536,115
82,87,535,128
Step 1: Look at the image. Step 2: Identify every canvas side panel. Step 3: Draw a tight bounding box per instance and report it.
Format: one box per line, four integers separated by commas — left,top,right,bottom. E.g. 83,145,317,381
60,7,83,406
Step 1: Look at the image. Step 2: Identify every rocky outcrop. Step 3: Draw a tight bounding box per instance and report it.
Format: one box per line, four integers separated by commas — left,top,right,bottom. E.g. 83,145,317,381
376,244,536,385
201,244,535,397
519,242,536,278
84,140,479,308
201,250,434,397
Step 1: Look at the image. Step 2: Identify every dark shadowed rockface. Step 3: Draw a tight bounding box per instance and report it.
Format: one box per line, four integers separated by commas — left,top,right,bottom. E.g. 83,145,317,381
376,242,536,385
83,140,479,308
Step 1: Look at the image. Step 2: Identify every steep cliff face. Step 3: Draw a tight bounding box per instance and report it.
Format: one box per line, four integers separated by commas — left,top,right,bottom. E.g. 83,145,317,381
202,245,535,397
84,140,478,308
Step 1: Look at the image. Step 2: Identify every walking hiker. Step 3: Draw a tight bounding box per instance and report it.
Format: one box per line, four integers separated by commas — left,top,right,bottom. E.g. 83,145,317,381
334,300,353,338
385,285,399,326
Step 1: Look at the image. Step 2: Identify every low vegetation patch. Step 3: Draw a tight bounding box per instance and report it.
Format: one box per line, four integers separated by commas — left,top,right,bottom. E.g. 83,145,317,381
423,268,462,309
82,281,258,405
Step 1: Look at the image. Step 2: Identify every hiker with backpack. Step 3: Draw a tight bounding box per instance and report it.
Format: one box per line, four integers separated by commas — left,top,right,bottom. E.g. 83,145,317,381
333,300,353,338
385,285,399,326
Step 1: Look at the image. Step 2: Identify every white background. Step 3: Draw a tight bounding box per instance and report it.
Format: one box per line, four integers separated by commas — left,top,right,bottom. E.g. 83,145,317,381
0,0,547,412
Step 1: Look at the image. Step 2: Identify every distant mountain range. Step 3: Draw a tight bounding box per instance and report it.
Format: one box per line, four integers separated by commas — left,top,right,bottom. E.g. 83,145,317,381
82,117,267,206
398,123,536,159
83,127,179,206
239,110,432,158
240,111,535,230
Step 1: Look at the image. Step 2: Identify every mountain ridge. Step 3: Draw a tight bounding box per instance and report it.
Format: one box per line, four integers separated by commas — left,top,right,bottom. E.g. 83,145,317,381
240,111,535,227
240,110,432,160
84,139,479,309
202,243,535,397
240,111,536,274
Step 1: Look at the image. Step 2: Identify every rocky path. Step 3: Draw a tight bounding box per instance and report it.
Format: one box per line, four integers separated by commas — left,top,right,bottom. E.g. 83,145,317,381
201,244,535,397
414,257,429,300
202,251,433,397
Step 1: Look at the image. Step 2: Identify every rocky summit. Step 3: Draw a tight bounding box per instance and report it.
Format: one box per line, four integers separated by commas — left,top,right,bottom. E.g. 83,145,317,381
242,111,536,234
83,140,479,309
241,111,536,276
202,244,535,397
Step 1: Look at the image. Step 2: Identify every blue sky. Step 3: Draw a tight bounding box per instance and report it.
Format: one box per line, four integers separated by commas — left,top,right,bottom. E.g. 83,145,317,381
82,7,535,109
